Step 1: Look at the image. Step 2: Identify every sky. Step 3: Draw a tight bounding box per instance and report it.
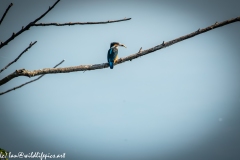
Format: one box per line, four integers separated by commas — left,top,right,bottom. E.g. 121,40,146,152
0,0,240,160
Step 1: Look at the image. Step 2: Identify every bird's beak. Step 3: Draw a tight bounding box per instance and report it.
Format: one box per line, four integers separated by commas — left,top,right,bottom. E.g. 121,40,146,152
120,44,127,48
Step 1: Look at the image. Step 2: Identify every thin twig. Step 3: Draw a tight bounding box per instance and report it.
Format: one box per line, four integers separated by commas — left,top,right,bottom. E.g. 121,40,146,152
0,0,60,49
52,59,65,68
33,18,132,26
0,41,37,73
0,60,64,96
138,47,142,53
0,3,13,25
0,16,239,86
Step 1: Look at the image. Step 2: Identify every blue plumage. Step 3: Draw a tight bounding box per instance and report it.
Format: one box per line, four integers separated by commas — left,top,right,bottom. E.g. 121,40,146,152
109,61,113,69
109,48,112,54
107,45,118,69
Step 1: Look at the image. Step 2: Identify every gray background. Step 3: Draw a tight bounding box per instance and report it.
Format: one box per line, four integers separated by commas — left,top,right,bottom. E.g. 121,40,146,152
0,0,240,160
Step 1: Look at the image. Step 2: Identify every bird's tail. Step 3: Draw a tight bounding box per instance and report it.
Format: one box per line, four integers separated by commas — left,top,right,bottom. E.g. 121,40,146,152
109,62,114,69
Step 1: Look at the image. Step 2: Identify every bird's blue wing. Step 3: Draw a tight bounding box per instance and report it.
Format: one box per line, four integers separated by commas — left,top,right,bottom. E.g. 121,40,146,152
108,48,116,62
107,47,118,69
107,48,112,62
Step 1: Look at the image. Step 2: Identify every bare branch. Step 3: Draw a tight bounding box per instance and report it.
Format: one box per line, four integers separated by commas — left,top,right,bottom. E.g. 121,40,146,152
0,0,60,49
0,16,239,86
0,60,64,96
0,0,131,50
0,3,13,25
33,18,132,26
0,41,37,73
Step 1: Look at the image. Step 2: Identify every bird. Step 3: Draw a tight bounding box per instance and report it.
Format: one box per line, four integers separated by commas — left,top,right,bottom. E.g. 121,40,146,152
107,42,127,69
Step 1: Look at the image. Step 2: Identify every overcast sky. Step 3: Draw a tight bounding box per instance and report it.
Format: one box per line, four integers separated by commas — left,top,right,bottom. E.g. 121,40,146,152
0,0,240,160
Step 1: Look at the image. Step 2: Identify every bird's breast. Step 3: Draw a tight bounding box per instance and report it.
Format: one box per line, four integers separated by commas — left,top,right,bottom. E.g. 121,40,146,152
113,48,118,52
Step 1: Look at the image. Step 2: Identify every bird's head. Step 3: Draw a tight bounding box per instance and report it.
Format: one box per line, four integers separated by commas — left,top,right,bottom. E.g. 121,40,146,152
110,42,127,48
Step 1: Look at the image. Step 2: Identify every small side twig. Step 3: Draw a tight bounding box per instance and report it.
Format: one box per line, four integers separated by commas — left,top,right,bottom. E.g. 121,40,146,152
0,41,37,73
0,60,64,96
138,47,142,53
0,0,60,49
135,47,143,60
0,3,13,25
53,59,65,68
33,18,132,26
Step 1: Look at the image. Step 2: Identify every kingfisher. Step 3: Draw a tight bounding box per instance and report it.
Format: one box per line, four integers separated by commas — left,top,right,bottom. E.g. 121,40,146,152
107,42,127,69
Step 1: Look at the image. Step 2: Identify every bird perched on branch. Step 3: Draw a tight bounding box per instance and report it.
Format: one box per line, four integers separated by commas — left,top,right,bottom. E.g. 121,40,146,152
107,42,127,69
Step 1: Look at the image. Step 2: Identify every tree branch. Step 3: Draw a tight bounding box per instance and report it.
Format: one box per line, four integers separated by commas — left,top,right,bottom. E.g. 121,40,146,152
0,0,60,49
0,41,37,73
0,3,13,25
0,60,64,96
0,16,239,86
32,18,132,26
0,0,131,50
